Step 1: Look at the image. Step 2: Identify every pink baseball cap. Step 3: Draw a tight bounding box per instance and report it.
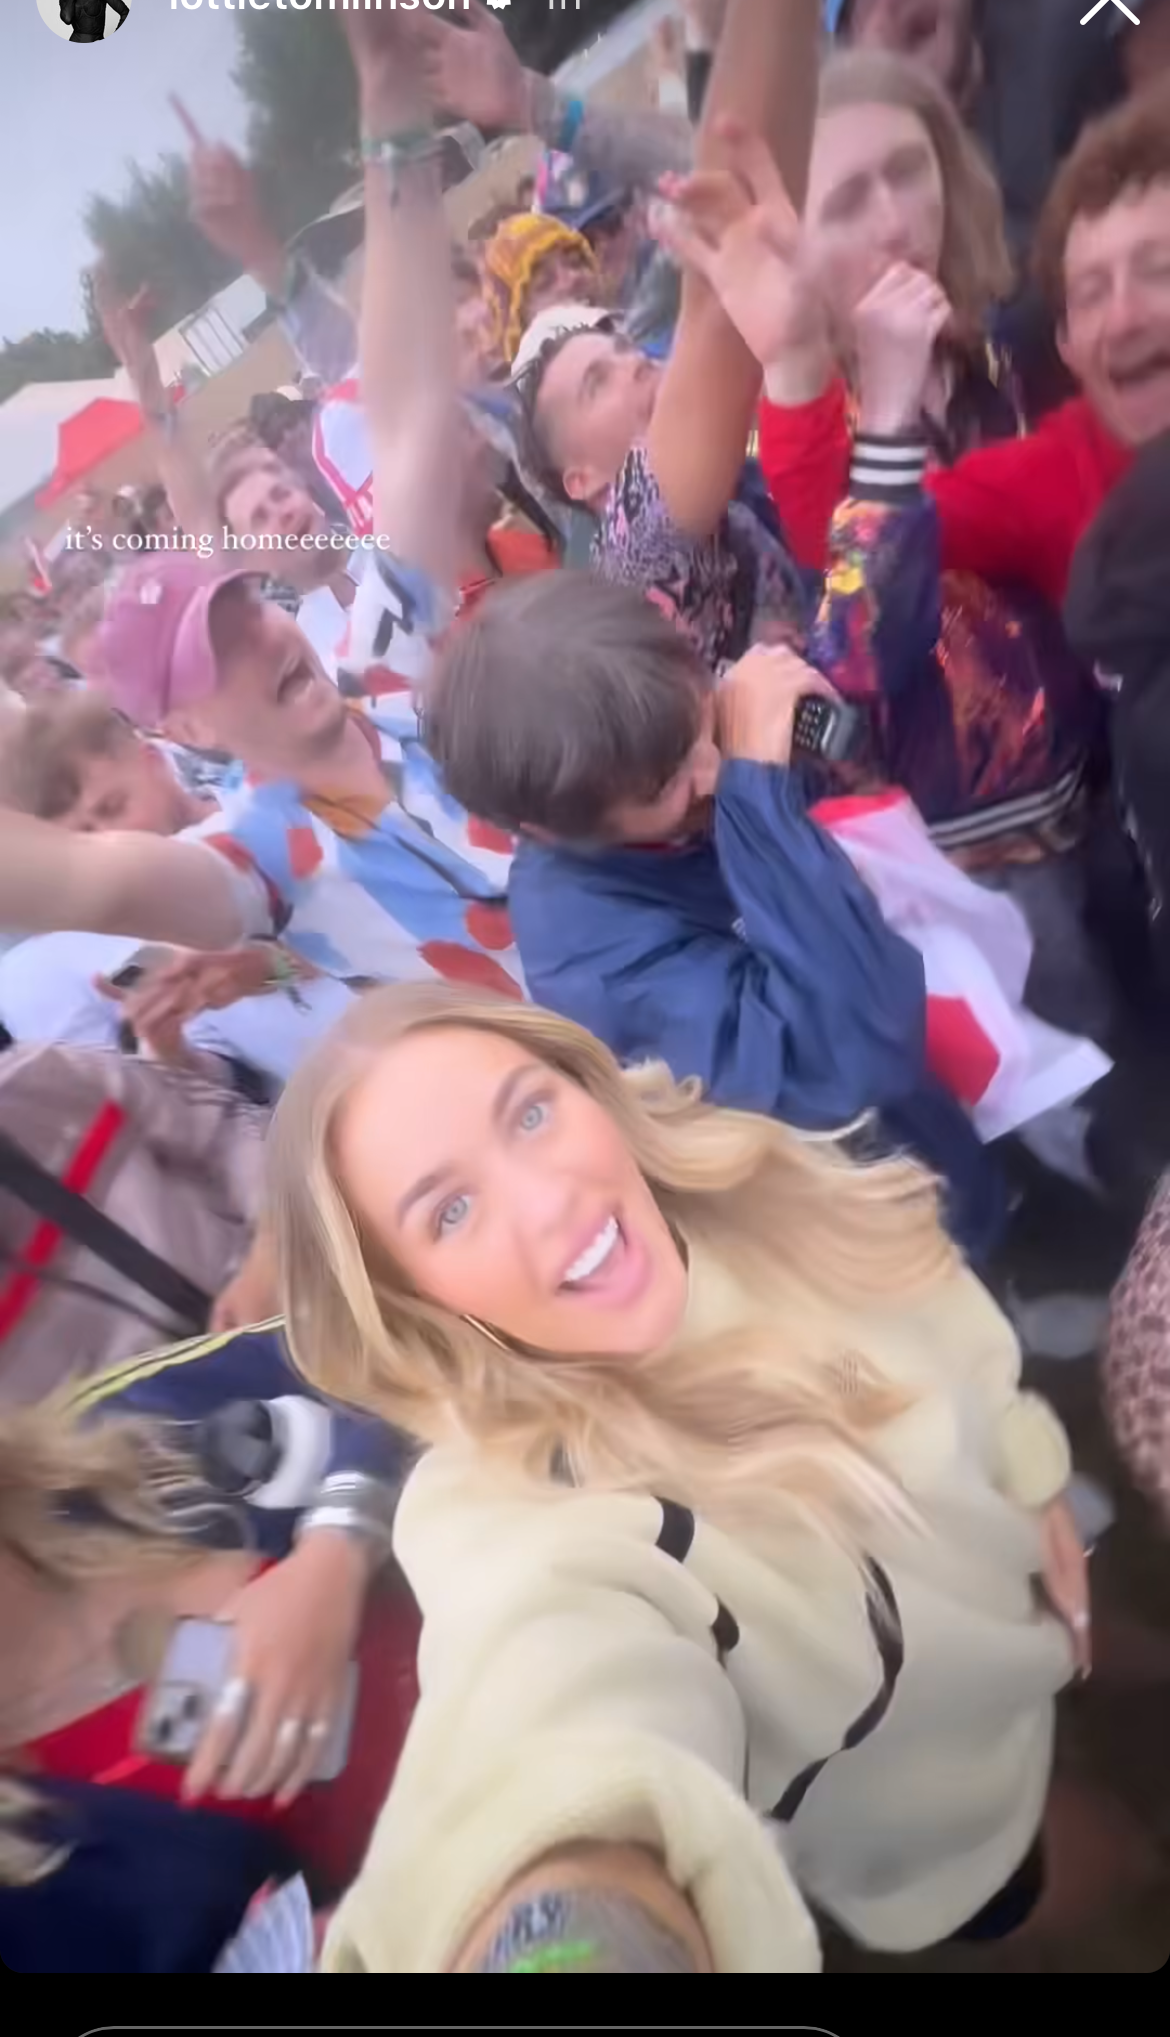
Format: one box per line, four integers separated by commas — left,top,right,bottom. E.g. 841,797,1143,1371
92,555,259,728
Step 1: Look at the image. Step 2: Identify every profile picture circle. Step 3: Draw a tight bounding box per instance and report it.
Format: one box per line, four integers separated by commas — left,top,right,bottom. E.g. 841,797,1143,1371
37,0,133,43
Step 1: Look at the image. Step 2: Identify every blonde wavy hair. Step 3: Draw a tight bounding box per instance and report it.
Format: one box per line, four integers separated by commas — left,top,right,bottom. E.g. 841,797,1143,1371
271,986,959,1557
0,1403,202,1886
818,49,1014,342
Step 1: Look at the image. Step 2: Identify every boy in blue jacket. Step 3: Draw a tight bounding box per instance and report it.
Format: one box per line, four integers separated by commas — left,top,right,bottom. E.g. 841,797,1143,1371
427,572,1002,1261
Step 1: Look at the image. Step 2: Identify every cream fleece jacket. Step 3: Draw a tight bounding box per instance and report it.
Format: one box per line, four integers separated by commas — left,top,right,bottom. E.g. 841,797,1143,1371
323,1256,1073,1973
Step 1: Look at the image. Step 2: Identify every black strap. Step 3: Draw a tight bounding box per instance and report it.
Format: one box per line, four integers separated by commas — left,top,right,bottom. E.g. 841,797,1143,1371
0,1130,211,1331
772,1561,904,1824
650,1496,904,1824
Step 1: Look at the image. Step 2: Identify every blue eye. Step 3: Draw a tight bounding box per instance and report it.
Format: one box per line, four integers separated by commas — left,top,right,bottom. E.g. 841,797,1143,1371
518,1098,550,1135
436,1194,471,1238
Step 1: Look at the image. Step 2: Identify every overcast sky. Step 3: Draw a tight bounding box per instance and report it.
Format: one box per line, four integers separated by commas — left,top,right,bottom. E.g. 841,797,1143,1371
7,3,249,341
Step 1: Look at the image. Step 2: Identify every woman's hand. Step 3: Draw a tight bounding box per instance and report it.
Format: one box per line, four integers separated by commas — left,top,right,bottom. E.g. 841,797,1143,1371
654,123,832,385
340,0,432,129
413,0,530,136
91,265,167,417
187,142,288,297
1040,1497,1092,1678
183,1530,370,1808
654,124,830,371
98,945,288,1051
853,262,953,438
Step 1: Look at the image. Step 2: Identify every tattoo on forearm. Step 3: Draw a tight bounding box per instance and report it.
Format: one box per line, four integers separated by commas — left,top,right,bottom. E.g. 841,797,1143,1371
474,1889,700,1975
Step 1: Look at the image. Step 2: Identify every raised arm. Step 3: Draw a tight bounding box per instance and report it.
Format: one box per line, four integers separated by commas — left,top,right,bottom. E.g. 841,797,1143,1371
187,141,359,388
418,1,693,192
0,809,249,951
341,10,460,588
646,0,821,540
91,267,220,557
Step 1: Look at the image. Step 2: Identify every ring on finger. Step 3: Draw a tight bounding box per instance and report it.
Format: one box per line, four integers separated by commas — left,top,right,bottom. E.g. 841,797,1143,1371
214,1675,251,1724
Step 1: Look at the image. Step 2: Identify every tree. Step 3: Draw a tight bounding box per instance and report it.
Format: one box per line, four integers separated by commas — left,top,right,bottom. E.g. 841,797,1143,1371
0,327,114,408
233,11,359,241
84,157,236,338
0,0,633,409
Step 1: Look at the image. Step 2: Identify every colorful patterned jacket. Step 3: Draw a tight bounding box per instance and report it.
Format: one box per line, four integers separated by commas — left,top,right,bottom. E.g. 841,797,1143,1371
770,348,1106,872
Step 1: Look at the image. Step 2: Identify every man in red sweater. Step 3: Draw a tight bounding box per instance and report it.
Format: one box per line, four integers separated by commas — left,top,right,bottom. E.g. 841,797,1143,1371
759,85,1170,606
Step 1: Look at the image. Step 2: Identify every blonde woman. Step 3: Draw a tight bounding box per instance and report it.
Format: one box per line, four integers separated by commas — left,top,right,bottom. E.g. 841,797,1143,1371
269,982,1089,1974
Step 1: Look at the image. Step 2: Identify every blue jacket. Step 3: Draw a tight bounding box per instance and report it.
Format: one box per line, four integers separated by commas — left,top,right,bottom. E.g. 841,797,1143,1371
512,760,1003,1262
0,1782,292,1974
68,1322,410,1561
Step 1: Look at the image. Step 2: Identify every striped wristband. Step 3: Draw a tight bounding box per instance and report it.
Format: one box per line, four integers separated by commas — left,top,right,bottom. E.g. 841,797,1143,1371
849,433,929,505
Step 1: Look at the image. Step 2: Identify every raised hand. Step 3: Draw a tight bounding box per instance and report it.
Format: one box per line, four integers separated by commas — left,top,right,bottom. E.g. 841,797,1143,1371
337,0,432,128
652,123,831,375
852,261,953,437
187,140,286,293
91,264,166,415
413,0,529,135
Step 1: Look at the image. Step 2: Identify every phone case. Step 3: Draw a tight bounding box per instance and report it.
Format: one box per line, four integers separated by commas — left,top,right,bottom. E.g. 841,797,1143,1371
136,1617,358,1784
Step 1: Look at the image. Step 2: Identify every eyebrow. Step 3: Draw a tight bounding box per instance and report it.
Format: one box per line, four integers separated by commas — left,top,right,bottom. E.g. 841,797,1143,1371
395,1167,452,1227
492,1065,535,1131
393,1066,538,1225
884,142,930,175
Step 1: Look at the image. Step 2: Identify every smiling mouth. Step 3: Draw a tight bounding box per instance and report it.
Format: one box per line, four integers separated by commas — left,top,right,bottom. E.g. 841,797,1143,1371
1109,352,1170,393
561,1216,621,1290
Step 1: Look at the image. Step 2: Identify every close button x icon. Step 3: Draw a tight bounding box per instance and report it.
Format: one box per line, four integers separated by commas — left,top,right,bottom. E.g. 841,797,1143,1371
1080,1,1141,24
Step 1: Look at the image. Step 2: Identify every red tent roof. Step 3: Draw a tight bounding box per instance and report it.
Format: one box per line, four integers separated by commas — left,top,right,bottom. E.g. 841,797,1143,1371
36,396,150,508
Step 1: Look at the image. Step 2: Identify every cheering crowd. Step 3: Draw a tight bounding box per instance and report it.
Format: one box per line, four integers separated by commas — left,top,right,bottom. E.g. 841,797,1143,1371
1,0,1170,1976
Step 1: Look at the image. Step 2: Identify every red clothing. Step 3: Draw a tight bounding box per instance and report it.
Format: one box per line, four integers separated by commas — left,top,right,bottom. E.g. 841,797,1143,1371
459,524,558,616
759,382,1135,605
25,1581,421,1895
759,378,854,573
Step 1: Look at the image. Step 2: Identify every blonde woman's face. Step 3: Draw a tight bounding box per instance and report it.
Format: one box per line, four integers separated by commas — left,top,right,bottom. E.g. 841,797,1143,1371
335,1026,689,1358
805,103,946,325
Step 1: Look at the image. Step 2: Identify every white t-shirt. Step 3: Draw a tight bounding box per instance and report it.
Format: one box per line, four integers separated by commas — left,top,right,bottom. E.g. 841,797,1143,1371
0,930,357,1087
294,556,364,684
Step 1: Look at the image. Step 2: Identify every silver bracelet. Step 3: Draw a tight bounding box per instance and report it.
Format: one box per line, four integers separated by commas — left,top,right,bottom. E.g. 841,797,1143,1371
296,1473,398,1565
296,1505,395,1567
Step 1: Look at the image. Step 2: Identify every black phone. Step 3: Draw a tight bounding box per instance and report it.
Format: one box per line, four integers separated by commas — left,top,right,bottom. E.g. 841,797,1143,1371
791,694,865,767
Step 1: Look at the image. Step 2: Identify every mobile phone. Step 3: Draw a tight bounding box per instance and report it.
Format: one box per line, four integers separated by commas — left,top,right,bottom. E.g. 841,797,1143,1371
791,694,866,766
136,1618,358,1785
